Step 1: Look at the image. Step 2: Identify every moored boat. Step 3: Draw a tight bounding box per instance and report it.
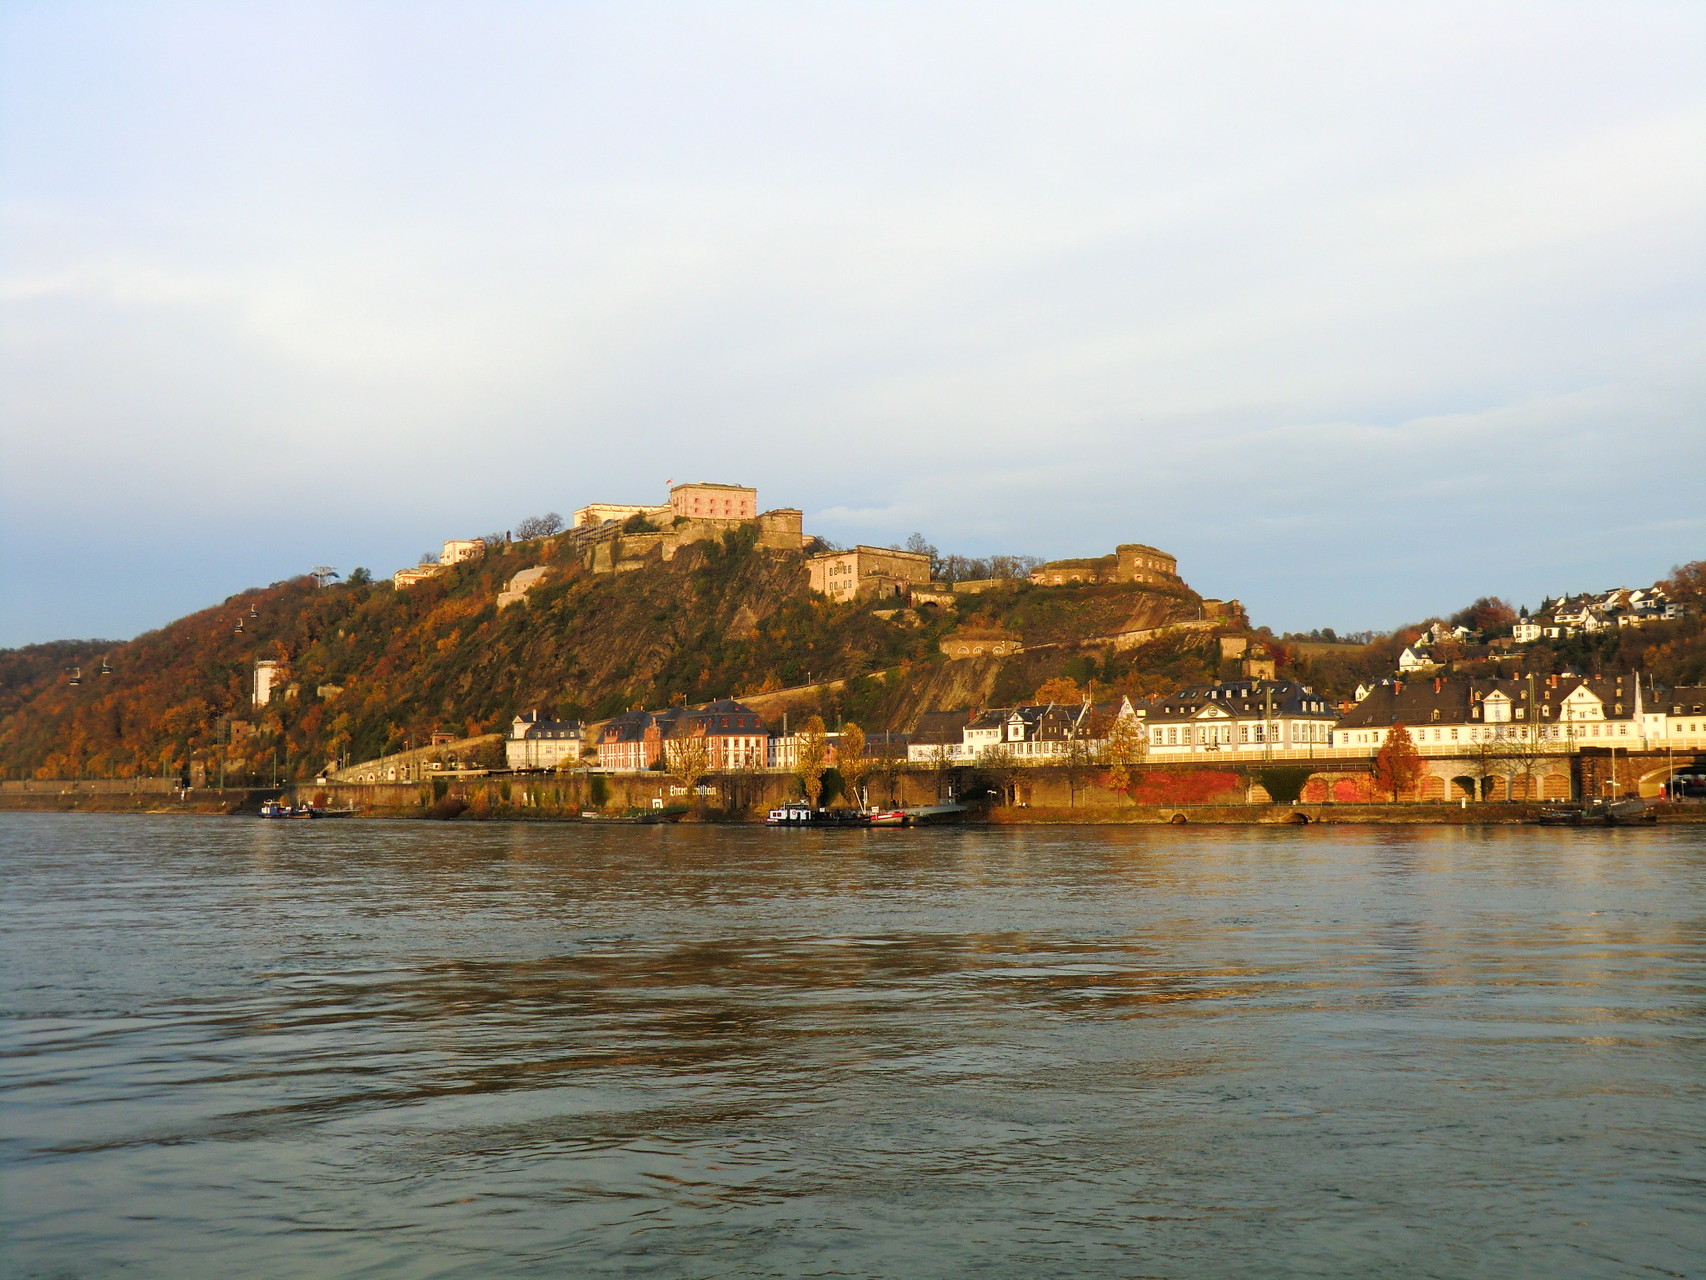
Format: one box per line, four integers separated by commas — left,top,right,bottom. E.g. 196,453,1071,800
259,801,314,819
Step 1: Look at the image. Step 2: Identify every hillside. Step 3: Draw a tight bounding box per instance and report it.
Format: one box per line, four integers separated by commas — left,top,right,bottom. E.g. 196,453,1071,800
0,530,1225,783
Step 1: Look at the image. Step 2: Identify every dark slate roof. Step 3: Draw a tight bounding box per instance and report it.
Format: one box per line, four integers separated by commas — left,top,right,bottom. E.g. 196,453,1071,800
966,703,1083,741
859,732,912,754
1336,674,1655,729
1147,679,1334,725
912,709,973,745
598,710,658,743
1660,686,1706,715
518,719,583,740
679,699,765,736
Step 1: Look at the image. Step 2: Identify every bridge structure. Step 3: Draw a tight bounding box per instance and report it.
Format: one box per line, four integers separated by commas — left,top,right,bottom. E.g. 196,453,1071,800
1098,743,1706,803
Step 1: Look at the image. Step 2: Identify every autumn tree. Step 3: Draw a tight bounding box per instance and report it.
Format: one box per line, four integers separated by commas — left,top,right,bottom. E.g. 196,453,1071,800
1102,714,1147,788
1450,596,1518,637
1372,723,1423,801
837,722,869,809
794,715,830,808
1663,559,1706,607
1033,676,1085,705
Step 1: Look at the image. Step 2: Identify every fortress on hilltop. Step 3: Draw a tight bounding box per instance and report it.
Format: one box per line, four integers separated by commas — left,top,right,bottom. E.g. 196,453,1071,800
567,481,804,573
1029,544,1180,587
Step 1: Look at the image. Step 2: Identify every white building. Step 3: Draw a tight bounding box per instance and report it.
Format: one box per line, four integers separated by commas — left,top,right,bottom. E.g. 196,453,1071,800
441,539,485,566
1145,681,1336,758
904,699,1139,763
505,711,585,770
253,659,282,708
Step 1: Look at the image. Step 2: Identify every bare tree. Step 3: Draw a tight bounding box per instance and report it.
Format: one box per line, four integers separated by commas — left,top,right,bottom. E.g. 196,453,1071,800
1497,719,1562,802
924,743,956,802
978,744,1022,807
869,736,908,807
666,724,712,805
515,512,564,540
1061,737,1093,807
1460,730,1502,802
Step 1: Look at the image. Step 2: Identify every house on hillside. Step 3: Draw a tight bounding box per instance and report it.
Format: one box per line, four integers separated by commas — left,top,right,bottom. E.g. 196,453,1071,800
1512,585,1688,645
497,566,550,609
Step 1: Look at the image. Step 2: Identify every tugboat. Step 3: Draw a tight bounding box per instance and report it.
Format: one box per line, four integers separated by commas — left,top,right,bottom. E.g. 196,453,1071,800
259,801,315,819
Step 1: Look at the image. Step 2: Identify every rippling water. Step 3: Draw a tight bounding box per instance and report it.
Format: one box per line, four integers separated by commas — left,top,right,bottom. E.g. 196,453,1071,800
2,814,1703,1278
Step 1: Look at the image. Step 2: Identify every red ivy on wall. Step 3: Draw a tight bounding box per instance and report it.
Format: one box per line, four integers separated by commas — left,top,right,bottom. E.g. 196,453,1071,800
1129,770,1244,805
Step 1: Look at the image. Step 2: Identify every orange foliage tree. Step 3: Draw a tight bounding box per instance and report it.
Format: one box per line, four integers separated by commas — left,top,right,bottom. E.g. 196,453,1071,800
1373,723,1423,801
1033,676,1084,704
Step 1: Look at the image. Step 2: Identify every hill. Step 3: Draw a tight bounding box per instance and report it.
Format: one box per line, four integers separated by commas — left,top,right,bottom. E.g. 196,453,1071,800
0,529,1229,783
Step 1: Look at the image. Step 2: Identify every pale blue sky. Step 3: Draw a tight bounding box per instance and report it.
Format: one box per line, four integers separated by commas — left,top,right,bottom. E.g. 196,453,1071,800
3,1,1703,646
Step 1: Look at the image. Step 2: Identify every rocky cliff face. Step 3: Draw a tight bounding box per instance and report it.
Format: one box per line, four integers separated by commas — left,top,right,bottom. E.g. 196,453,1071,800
0,531,1233,782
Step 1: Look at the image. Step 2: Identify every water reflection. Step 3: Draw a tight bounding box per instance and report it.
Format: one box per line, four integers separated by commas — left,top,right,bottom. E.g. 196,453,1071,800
2,815,1704,1279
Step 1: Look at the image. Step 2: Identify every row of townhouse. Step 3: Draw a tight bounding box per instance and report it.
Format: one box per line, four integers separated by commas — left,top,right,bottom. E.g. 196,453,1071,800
504,674,1706,775
510,699,868,775
1332,674,1706,754
904,699,1143,763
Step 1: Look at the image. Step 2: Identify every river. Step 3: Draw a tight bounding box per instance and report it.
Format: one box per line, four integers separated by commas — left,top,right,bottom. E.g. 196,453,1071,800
2,814,1702,1278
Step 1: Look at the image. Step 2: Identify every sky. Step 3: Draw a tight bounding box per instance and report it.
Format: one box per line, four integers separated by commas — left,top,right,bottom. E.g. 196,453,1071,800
2,1,1703,648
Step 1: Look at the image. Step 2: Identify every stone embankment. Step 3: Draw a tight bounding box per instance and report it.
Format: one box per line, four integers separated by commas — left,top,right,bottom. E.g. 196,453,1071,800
0,779,281,814
989,802,1704,825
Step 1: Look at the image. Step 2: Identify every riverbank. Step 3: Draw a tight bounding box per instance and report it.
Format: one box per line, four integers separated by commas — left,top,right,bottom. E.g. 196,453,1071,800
6,786,1702,824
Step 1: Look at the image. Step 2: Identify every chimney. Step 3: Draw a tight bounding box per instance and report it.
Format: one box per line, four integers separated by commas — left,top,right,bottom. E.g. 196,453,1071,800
1434,677,1442,693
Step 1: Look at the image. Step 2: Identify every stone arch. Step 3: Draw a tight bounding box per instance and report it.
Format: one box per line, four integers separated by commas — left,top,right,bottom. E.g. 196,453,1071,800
1542,773,1570,800
1635,761,1702,799
1417,774,1445,801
